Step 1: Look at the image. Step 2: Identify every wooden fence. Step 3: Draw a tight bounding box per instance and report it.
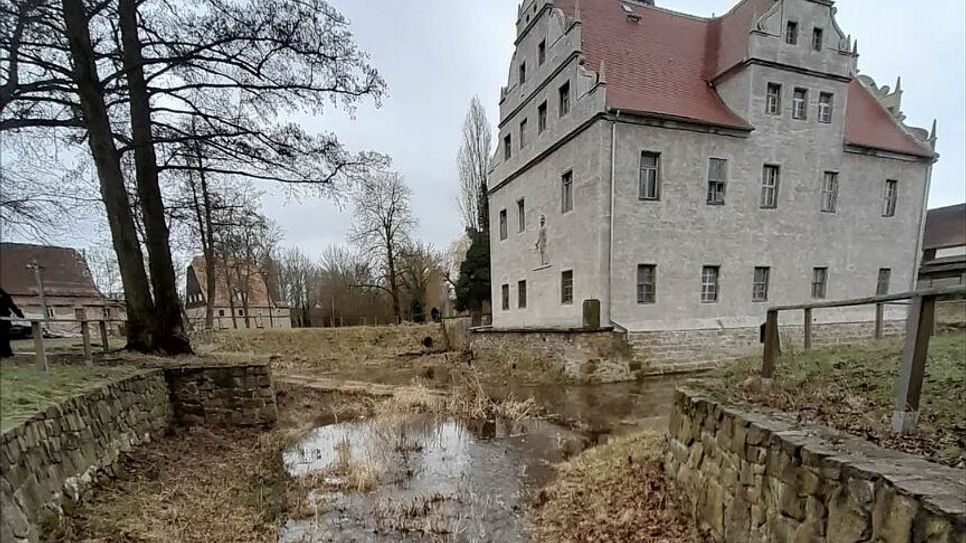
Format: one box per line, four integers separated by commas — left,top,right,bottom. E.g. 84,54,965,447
2,312,126,373
760,284,966,434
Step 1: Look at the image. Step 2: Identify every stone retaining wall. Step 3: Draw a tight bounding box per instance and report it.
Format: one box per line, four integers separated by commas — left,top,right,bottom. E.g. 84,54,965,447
163,363,278,427
468,327,636,383
1,370,170,543
632,320,905,375
665,387,966,542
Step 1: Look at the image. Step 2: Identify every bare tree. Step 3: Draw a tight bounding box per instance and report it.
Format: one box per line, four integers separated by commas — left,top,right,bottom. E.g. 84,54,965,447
2,0,387,352
456,96,492,233
348,171,415,322
398,241,444,323
85,245,123,299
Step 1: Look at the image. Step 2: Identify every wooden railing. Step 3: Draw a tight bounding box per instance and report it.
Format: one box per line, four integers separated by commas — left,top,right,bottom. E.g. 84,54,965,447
760,284,966,434
2,313,126,373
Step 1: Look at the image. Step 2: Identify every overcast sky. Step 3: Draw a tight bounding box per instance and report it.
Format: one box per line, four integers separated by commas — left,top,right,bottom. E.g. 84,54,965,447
6,0,965,257
260,0,966,257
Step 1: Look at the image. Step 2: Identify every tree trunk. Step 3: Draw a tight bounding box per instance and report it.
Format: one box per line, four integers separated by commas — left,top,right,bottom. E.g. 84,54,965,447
61,0,154,351
195,142,217,330
118,0,191,355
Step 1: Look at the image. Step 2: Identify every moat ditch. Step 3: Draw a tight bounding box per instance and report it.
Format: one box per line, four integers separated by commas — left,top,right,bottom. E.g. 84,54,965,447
274,375,685,542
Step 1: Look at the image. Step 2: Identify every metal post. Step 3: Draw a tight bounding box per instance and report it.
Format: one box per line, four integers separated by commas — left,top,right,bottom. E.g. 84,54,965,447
803,307,812,350
761,309,780,386
98,320,110,353
874,302,885,339
891,294,935,434
31,320,48,374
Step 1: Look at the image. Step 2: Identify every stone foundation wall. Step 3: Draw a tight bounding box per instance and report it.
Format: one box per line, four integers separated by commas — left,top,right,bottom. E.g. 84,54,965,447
163,363,278,427
665,387,966,543
631,320,905,374
468,328,635,383
1,370,170,543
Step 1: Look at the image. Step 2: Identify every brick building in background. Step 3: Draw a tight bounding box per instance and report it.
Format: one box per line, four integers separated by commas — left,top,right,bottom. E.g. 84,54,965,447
487,0,937,371
184,256,290,330
0,243,126,335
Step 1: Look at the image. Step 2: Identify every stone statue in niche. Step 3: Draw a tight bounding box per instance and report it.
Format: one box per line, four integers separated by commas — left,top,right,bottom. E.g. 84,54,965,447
535,214,549,266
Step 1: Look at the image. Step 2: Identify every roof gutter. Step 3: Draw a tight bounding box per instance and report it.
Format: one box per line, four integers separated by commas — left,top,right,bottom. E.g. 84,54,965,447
607,109,627,333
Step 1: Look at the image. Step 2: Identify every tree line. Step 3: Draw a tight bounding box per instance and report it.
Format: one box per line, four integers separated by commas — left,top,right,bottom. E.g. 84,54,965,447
1,0,494,349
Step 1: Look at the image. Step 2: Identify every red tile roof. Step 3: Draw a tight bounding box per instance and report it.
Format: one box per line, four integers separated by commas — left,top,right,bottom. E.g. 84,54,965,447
554,0,758,129
844,80,935,158
0,243,103,299
551,0,934,158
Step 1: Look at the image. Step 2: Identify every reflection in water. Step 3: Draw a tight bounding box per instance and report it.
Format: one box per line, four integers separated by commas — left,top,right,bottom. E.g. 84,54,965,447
281,415,579,542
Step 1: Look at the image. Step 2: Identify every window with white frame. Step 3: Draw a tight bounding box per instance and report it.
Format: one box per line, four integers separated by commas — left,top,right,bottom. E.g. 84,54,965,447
792,88,808,120
517,198,526,232
876,268,891,296
639,152,660,200
818,92,833,123
811,267,828,299
753,267,770,302
707,158,727,205
882,179,898,217
821,171,838,213
761,165,780,208
561,170,574,213
636,264,656,304
561,270,574,304
701,266,719,303
766,83,782,115
499,209,508,240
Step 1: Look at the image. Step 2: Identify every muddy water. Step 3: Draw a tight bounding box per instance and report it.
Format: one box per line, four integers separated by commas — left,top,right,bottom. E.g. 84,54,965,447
281,415,579,542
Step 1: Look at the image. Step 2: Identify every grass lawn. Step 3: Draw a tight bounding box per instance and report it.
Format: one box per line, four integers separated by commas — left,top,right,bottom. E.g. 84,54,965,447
702,331,966,467
9,335,127,355
0,363,142,430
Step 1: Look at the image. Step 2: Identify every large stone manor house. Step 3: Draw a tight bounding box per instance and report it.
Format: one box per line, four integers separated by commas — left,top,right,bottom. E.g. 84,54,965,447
487,0,937,364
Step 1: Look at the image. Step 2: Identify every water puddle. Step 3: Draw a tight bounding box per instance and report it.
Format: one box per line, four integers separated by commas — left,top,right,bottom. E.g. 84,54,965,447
280,414,580,542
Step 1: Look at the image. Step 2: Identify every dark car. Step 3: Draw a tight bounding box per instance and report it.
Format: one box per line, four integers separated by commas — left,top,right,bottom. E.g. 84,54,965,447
8,323,31,340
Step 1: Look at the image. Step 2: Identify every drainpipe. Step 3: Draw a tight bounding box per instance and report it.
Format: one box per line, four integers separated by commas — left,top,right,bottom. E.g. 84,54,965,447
608,110,623,331
910,160,934,291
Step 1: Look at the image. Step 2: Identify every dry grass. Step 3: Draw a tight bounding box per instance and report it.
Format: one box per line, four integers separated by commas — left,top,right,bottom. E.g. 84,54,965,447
532,430,706,543
703,330,966,467
55,385,365,543
376,371,539,422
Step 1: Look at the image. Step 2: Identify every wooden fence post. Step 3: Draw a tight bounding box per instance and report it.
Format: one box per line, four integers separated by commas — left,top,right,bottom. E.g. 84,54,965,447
803,307,812,350
761,309,780,386
891,294,935,434
80,321,93,366
32,320,48,374
98,320,110,353
874,302,885,339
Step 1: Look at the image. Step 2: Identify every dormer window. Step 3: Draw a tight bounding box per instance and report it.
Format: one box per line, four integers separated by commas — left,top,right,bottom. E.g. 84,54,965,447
538,40,546,65
519,62,527,85
786,21,799,45
812,28,824,51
